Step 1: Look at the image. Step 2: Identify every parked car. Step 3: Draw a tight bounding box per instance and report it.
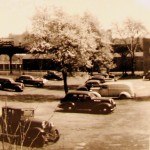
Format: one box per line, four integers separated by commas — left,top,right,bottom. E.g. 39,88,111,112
15,75,45,87
90,82,136,99
0,77,24,92
0,106,60,147
43,70,63,80
88,75,105,83
89,73,117,83
58,90,116,114
77,79,102,91
143,70,150,80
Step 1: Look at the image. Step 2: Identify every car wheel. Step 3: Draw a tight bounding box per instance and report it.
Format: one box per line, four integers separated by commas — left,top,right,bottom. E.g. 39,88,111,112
119,94,127,99
93,105,111,114
100,106,111,114
15,88,22,92
26,130,45,147
64,105,75,111
0,84,3,89
48,129,60,142
35,136,45,147
37,83,43,87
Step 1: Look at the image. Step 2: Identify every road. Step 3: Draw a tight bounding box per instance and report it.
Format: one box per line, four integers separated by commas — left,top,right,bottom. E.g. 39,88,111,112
0,99,150,150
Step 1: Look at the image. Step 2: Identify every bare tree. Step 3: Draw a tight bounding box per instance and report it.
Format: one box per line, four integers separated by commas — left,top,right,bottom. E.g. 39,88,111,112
112,18,147,75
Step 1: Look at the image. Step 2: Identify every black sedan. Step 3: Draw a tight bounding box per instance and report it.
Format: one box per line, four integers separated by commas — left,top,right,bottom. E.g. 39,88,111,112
43,70,63,80
15,75,45,87
58,90,116,114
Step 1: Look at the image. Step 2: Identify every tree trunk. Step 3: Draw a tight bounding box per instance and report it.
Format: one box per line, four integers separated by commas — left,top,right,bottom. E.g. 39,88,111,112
62,70,68,94
131,56,135,76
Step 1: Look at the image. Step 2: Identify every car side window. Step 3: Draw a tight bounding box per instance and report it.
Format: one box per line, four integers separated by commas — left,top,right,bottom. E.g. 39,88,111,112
77,94,84,101
92,82,99,87
4,79,10,84
84,94,91,101
66,94,77,101
0,79,3,83
101,85,108,89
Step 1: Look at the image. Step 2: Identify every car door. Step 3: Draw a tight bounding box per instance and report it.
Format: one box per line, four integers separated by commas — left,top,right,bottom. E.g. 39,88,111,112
23,76,32,85
3,79,12,89
98,85,109,97
75,94,92,109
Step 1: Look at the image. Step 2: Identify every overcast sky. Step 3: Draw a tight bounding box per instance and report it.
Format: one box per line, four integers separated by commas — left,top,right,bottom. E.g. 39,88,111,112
0,0,150,37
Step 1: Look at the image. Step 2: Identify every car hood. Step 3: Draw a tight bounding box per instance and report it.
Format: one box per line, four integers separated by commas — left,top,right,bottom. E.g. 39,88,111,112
92,97,113,102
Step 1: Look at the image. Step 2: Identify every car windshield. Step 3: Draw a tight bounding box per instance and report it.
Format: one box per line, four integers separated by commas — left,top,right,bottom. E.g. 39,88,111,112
22,76,34,80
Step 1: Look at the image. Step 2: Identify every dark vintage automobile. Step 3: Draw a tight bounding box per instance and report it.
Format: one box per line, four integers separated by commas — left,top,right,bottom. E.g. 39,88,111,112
89,75,106,83
0,77,24,92
43,70,63,80
15,75,45,87
77,79,102,91
143,70,150,80
58,90,116,114
0,106,60,147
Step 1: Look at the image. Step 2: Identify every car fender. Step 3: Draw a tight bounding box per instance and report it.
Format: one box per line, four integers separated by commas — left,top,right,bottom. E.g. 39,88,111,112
96,103,112,108
29,127,45,134
92,103,112,113
119,92,131,98
19,80,24,83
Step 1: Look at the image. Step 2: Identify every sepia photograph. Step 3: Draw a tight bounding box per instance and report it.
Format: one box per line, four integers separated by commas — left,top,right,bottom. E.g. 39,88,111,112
0,0,150,149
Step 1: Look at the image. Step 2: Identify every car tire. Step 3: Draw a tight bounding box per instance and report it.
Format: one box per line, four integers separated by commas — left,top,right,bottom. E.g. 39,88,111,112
119,94,127,99
35,136,45,147
93,105,111,114
48,129,60,142
15,87,22,92
26,130,45,147
64,105,75,111
37,83,43,87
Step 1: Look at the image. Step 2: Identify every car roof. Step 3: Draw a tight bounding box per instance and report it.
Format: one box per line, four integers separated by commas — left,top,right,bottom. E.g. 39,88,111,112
19,75,33,78
102,82,132,86
86,79,101,83
2,106,34,111
92,75,105,78
0,77,13,80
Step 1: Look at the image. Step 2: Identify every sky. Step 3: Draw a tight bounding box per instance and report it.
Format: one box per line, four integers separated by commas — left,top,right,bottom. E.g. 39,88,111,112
0,0,150,37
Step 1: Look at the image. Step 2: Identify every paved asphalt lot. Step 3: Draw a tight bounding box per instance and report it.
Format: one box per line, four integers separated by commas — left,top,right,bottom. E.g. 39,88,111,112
0,74,150,100
0,75,150,149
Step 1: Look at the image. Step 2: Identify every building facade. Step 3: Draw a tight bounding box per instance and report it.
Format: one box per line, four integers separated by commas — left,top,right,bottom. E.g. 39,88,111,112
143,38,150,73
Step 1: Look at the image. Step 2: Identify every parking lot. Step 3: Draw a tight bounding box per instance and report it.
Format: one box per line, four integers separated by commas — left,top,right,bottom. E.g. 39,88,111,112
0,75,150,149
1,97,150,150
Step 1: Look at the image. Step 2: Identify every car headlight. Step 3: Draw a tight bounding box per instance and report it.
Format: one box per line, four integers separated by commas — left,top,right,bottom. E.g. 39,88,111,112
42,121,46,128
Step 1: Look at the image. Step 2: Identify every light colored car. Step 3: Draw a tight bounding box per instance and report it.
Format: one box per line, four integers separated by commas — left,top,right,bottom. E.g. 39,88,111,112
91,82,136,99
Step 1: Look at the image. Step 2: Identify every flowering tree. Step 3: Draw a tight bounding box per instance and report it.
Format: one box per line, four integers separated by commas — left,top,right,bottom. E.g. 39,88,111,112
26,7,113,93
